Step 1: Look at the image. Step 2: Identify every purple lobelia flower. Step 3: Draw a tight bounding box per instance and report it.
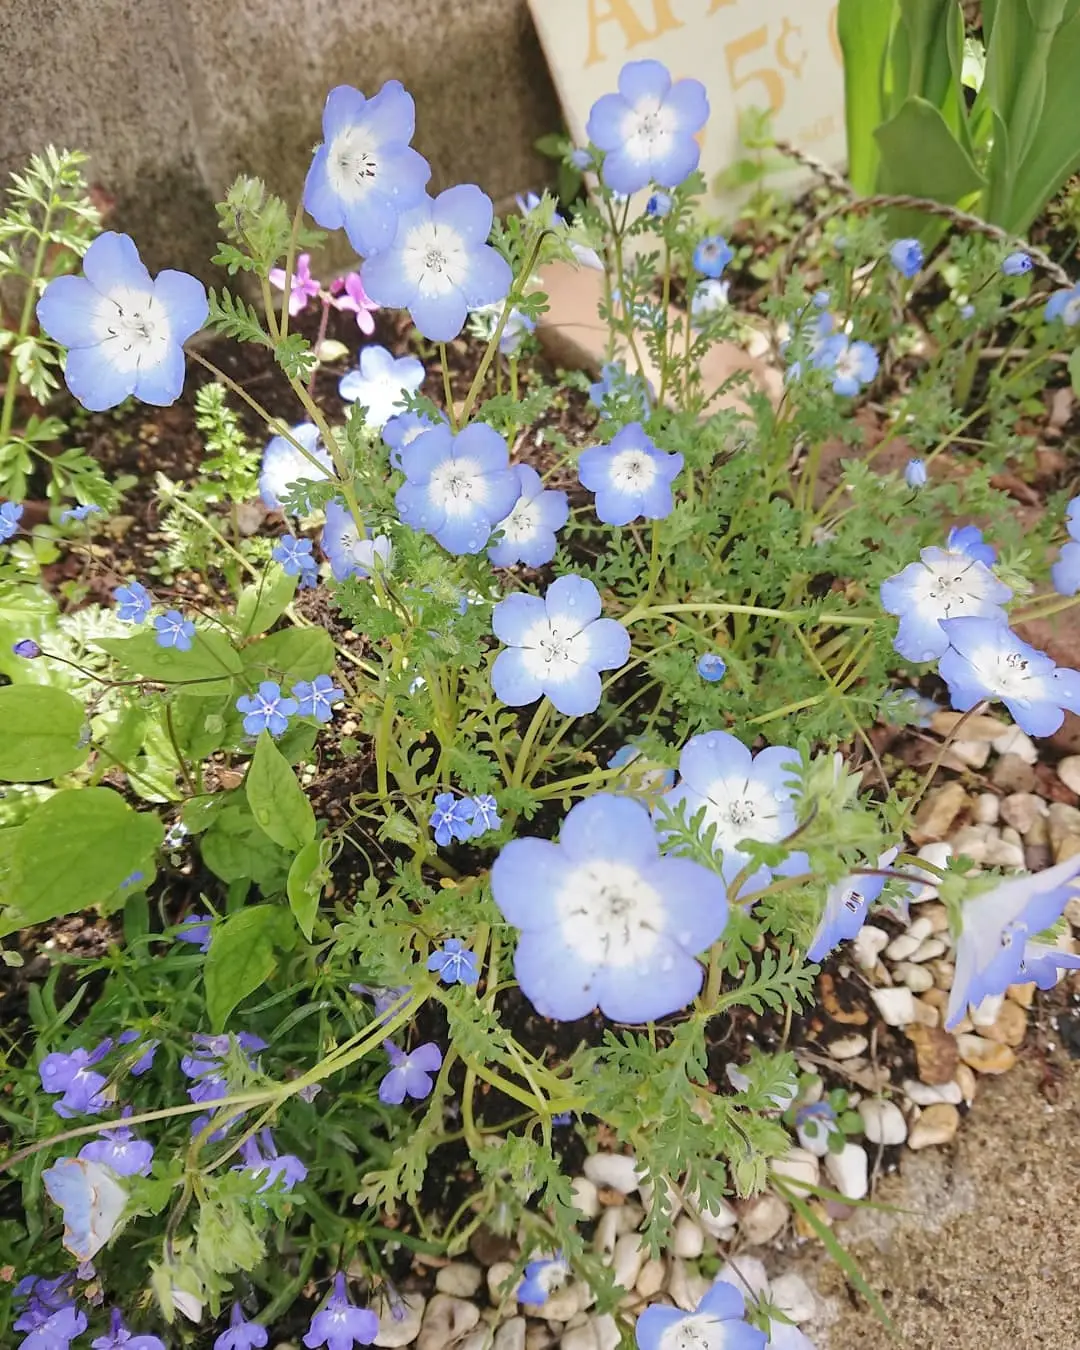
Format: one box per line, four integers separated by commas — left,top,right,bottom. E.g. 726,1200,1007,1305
879,540,1011,662
259,422,335,513
268,253,321,317
426,939,479,985
693,234,733,278
293,674,345,724
214,1303,268,1350
382,408,448,470
36,232,207,411
113,580,152,624
636,1280,766,1350
321,500,393,581
79,1122,154,1177
39,1044,111,1118
578,422,683,526
889,238,923,278
491,794,728,1023
153,610,195,651
586,59,709,195
395,421,519,555
338,344,424,430
806,848,901,963
938,617,1080,736
91,1307,166,1350
429,793,475,847
176,912,213,952
362,186,512,343
329,273,379,335
378,1043,442,1104
303,81,431,257
20,1304,89,1350
42,1157,127,1262
14,1275,77,1336
491,574,630,717
304,1273,378,1350
237,1129,307,1193
811,333,879,395
236,681,299,737
488,463,568,568
273,535,319,589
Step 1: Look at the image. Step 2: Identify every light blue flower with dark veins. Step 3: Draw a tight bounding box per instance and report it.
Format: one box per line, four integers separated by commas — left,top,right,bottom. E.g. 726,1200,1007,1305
693,234,733,277
1002,251,1032,276
321,499,392,581
660,730,808,901
426,938,480,985
113,579,151,624
395,421,519,555
491,574,630,717
636,1279,766,1350
293,674,345,724
946,523,996,566
273,535,319,588
213,1302,268,1350
36,232,207,411
338,344,424,430
79,1123,154,1178
806,847,900,963
488,464,569,567
812,333,879,396
302,81,431,258
0,500,23,542
578,422,683,526
586,59,709,195
1046,281,1080,325
382,408,448,470
491,794,728,1023
938,616,1080,737
879,543,1011,662
236,681,299,737
153,610,195,651
889,237,923,277
259,422,335,513
518,1254,569,1305
945,851,1080,1028
42,1156,127,1262
362,186,512,343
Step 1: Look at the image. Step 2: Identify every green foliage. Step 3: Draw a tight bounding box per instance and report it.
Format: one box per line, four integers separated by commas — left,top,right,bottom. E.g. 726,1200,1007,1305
205,904,296,1030
0,685,87,780
246,732,316,852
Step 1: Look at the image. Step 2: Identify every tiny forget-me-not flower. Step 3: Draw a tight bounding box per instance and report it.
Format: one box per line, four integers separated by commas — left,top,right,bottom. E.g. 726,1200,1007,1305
812,333,879,396
635,1278,767,1350
947,523,996,565
338,344,424,430
59,503,102,524
321,500,392,581
586,59,709,195
13,638,41,659
259,422,335,513
488,463,569,567
237,1128,307,1193
293,674,345,724
273,535,319,588
426,939,480,985
690,278,730,327
0,500,23,542
236,682,298,738
79,1121,153,1178
518,1254,569,1306
646,190,673,217
378,1042,443,1104
39,1043,112,1118
176,912,212,952
429,792,475,846
1002,251,1032,276
395,421,519,555
468,793,501,836
579,422,683,526
879,540,1011,662
153,610,195,652
113,580,151,624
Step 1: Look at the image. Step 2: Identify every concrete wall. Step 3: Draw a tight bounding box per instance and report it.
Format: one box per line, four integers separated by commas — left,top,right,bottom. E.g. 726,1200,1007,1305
0,0,561,278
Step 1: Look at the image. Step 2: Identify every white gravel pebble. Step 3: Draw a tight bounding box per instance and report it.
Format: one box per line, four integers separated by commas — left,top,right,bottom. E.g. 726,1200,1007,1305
716,1254,771,1301
669,1259,712,1312
826,1033,869,1061
895,961,934,992
972,993,1005,1027
852,924,889,971
768,1272,818,1324
582,1152,640,1194
992,725,1037,763
909,937,948,963
857,1098,908,1145
871,986,916,1026
494,1318,526,1350
824,1142,869,1200
593,1314,620,1350
416,1296,479,1350
570,1176,600,1219
738,1192,789,1245
672,1214,705,1259
1058,755,1080,796
435,1264,482,1298
972,793,1000,825
770,1148,820,1191
999,792,1046,835
374,1293,425,1348
902,1078,963,1106
636,1258,666,1298
612,1233,646,1292
559,1323,598,1350
487,1262,517,1305
884,932,922,962
688,1192,738,1238
984,834,1025,869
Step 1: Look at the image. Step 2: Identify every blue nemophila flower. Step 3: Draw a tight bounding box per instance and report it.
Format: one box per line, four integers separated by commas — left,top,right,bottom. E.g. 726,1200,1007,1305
469,793,502,836
429,792,475,846
586,59,709,195
293,674,345,725
498,307,537,355
339,344,425,430
568,146,592,170
491,794,728,1022
812,333,879,395
362,185,511,342
661,730,807,901
378,1042,442,1104
588,361,653,419
272,535,318,588
426,938,480,985
214,1303,268,1350
488,463,569,567
646,191,672,217
21,1304,88,1350
947,523,996,566
237,1129,307,1193
794,1101,840,1156
42,1157,126,1262
113,580,152,624
766,1319,816,1350
889,237,923,277
579,422,683,526
938,616,1080,737
1051,496,1080,595
236,681,299,737
697,652,726,683
91,1306,166,1350
259,422,335,513
636,1279,766,1350
303,81,431,257
36,232,207,411
153,610,195,651
321,499,392,581
395,421,518,554
491,574,630,716
176,912,212,952
1002,251,1032,276
806,848,900,963
946,852,1080,1028
13,638,41,659
382,408,447,470
304,1273,378,1350
904,458,927,489
59,503,102,524
879,541,1011,662
79,1122,153,1178
691,278,730,327
39,1044,111,1117
518,1254,569,1305
0,500,24,541
693,233,733,278
1046,281,1080,325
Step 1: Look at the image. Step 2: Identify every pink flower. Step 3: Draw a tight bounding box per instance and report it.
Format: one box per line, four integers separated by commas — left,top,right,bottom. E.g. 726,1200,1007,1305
269,253,321,317
330,273,379,336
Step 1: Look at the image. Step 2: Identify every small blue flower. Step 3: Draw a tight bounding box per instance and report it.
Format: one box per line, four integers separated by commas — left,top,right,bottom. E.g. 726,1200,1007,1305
498,307,537,355
214,1303,269,1350
292,674,345,725
91,1306,165,1350
646,191,673,218
382,409,448,470
552,1111,572,1126
578,422,683,526
59,504,102,525
637,1280,766,1350
795,1100,841,1156
363,186,512,342
339,344,425,430
259,422,335,513
79,1123,154,1178
36,232,207,411
176,913,212,952
273,535,319,588
690,278,730,327
947,523,996,566
488,464,569,568
303,81,431,257
959,302,976,320
693,233,733,277
468,793,502,837
236,681,299,737
39,1044,112,1118
396,421,519,555
889,238,923,277
1051,495,1080,596
430,793,475,847
806,847,900,962
697,652,726,683
1002,251,1032,276
587,361,653,419
568,147,592,170
812,333,879,396
126,1039,159,1077
237,1129,307,1194
42,1157,127,1262
153,610,195,651
812,289,831,309
13,638,41,659
880,542,1011,662
378,1042,442,1105
1046,281,1080,325
491,574,630,717
586,59,709,195
22,1304,89,1350
1019,938,1080,990
113,580,152,624
0,500,23,542
518,1254,569,1306
426,938,480,985
321,499,392,581
904,458,928,489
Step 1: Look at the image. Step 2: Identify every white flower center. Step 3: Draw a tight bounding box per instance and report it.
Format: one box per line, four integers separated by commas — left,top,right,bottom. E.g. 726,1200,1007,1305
403,222,468,297
608,448,658,494
499,497,540,543
911,551,996,622
699,776,785,856
327,130,380,199
430,456,486,516
622,96,677,162
659,1313,728,1350
969,644,1036,700
95,286,171,372
555,860,664,967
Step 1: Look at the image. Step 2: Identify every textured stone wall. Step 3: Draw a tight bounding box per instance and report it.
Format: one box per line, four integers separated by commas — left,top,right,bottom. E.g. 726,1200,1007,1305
0,0,561,277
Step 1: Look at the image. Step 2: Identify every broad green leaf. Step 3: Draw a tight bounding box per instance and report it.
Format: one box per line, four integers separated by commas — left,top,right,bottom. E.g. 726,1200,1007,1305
838,0,897,190
97,629,242,696
167,692,231,760
287,840,326,941
245,732,316,853
0,686,88,781
874,96,985,213
242,627,334,687
200,798,290,891
3,788,163,932
235,567,298,639
204,904,292,1030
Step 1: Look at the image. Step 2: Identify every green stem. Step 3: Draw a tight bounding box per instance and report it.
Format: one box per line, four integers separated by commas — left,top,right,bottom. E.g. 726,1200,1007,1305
510,699,552,790
0,194,56,444
439,344,459,431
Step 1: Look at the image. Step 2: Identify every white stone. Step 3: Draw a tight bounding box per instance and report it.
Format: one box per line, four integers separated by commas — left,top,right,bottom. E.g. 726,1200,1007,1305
559,1323,598,1350
738,1192,789,1245
716,1254,771,1301
895,961,934,992
797,1115,841,1157
972,793,1000,825
907,916,933,942
375,1294,426,1348
984,834,1025,869
636,1258,666,1298
669,1259,712,1312
689,1193,738,1239
907,841,954,901
488,1263,517,1305
637,1174,680,1220
972,993,1005,1027
435,1264,482,1298
852,924,890,971
824,1143,869,1200
909,937,948,963
826,1033,869,1061
999,792,1046,836
569,1176,600,1220
768,1272,817,1325
770,1148,820,1192
416,1296,479,1350
884,932,922,962
494,1318,526,1350
593,1208,620,1261
950,738,991,768
948,824,992,866
672,1214,705,1259
535,1283,586,1323
871,986,916,1027
857,1099,908,1145
901,1078,963,1107
583,1152,640,1195
1058,755,1080,796
612,1233,646,1292
592,1314,620,1350
992,725,1037,763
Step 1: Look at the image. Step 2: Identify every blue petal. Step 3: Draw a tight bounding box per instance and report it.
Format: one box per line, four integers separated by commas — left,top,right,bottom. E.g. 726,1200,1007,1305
600,147,650,196
133,343,186,406
491,836,570,928
492,647,545,707
396,479,448,537
82,232,151,295
322,84,370,141
492,592,546,645
893,610,950,662
635,1305,690,1350
678,730,752,796
400,422,453,481
514,925,600,1020
302,146,344,228
63,344,137,411
698,1279,746,1319
434,504,493,555
558,794,658,866
580,616,630,672
544,574,602,631
618,58,672,104
665,78,710,133
1052,540,1080,596
363,79,416,144
646,854,728,952
409,287,469,343
342,189,401,258
1002,695,1064,737
544,665,603,716
36,275,106,348
433,183,493,245
362,235,421,309
649,134,701,189
455,422,510,475
586,92,629,150
461,245,513,309
152,270,209,342
595,940,703,1021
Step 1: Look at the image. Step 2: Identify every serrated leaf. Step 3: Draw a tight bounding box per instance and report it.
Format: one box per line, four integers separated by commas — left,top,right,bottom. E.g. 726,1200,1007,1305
245,732,315,852
0,686,88,781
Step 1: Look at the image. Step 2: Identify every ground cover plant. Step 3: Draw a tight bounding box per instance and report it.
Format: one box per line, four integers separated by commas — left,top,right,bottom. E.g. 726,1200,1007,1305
1,40,1080,1350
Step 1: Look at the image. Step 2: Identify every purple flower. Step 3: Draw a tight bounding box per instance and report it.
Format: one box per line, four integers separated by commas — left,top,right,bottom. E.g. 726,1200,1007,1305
382,409,448,471
13,638,41,659
395,421,519,555
586,59,709,195
329,273,379,335
293,674,345,725
491,574,630,717
236,681,299,737
127,1040,159,1077
806,848,900,963
568,147,591,170
579,422,683,526
36,231,207,411
812,333,879,395
378,1042,442,1104
320,500,392,582
636,1279,766,1350
587,361,653,420
214,1303,269,1350
879,543,1011,662
153,610,195,652
91,1308,166,1350
491,794,728,1022
259,422,335,513
468,793,501,837
697,652,726,683
518,1254,569,1305
273,535,319,588
338,344,425,430
904,458,927,489
889,238,923,277
938,616,1080,737
1046,281,1080,325
426,938,479,986
303,81,431,258
429,792,475,847
488,463,569,568
1002,251,1032,276
693,234,733,277
39,1045,111,1118
59,503,103,525
303,1274,378,1350
0,500,23,541
20,1304,89,1350
79,1123,154,1177
362,186,512,343
113,580,152,624
268,253,321,317
176,913,213,952
237,1129,307,1193
14,1276,77,1337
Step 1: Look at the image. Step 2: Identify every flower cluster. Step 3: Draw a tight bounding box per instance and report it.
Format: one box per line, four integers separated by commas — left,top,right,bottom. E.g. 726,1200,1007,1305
236,675,343,736
429,792,501,845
